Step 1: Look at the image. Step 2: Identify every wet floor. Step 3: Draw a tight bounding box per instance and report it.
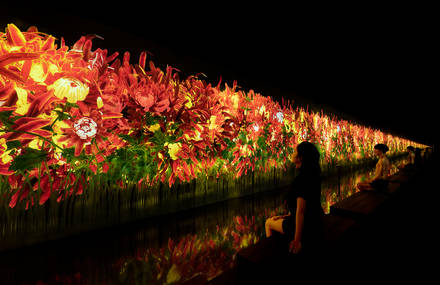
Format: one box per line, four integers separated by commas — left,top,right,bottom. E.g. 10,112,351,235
0,158,405,284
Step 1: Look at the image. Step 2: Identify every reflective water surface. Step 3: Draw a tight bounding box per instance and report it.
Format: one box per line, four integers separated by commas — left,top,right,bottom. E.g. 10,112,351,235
0,158,403,285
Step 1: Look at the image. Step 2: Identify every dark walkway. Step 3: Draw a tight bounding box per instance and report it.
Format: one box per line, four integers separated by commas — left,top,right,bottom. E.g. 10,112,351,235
208,152,439,284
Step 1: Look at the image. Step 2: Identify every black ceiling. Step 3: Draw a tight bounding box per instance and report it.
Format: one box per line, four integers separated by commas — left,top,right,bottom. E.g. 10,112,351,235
3,4,437,146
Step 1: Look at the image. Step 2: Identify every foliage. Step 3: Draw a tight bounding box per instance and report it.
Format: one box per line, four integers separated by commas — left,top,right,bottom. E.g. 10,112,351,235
0,24,424,210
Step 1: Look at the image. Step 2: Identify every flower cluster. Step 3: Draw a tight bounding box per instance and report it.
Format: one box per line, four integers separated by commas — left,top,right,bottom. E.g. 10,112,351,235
0,24,424,208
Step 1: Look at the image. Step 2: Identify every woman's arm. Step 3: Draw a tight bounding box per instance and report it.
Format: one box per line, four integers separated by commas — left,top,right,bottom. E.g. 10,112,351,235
290,197,305,253
271,213,291,220
370,160,383,181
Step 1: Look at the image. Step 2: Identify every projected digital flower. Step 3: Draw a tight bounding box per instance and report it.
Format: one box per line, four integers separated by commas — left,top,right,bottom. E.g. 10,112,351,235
0,23,425,209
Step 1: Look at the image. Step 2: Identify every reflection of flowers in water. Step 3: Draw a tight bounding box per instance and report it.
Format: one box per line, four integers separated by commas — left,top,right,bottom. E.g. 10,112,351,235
117,204,288,284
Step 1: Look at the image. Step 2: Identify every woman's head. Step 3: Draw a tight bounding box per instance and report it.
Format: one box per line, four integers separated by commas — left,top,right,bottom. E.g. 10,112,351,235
374,143,389,156
294,141,321,173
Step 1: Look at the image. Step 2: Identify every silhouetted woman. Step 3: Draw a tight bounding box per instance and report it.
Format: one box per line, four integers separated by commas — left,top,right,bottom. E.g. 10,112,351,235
357,143,391,191
265,141,324,254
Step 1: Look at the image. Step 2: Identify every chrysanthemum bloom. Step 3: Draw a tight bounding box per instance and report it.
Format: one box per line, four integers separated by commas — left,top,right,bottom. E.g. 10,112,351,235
49,77,89,103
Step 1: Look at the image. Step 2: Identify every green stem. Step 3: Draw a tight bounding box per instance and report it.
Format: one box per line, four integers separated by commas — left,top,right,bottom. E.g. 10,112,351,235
1,128,64,152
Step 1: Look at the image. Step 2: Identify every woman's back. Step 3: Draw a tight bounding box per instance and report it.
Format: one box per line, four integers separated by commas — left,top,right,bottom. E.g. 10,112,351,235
287,169,324,247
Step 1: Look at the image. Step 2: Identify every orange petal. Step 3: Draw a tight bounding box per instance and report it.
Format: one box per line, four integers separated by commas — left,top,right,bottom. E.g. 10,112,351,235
0,52,40,66
139,51,147,69
21,60,32,82
0,67,25,83
42,36,55,51
102,111,122,120
0,164,13,176
6,24,26,46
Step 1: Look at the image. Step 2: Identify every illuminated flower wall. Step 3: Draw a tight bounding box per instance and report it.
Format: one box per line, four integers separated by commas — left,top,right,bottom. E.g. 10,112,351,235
0,24,424,210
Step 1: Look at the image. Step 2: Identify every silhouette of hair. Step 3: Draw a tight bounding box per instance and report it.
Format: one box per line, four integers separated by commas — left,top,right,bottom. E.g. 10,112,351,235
374,143,389,153
297,141,321,175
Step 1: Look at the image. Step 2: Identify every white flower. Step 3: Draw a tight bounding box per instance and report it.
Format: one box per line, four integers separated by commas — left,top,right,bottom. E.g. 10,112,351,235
275,111,284,123
253,123,259,132
73,117,97,140
302,130,308,139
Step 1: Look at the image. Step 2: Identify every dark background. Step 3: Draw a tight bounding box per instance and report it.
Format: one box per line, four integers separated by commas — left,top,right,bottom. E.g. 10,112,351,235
3,4,436,146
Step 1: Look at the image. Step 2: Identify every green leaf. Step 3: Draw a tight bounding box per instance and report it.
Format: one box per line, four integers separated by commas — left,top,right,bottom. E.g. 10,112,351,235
0,110,14,128
6,140,21,150
64,102,79,109
238,131,247,143
257,136,266,149
118,134,136,144
9,148,48,172
151,129,165,145
41,125,53,132
145,112,160,126
53,109,71,121
62,147,75,162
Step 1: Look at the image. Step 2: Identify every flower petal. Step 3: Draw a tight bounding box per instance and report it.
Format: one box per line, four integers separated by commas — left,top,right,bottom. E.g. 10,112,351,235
6,24,26,46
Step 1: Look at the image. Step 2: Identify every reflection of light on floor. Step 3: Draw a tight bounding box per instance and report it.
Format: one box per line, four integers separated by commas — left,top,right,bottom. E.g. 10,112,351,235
4,157,407,284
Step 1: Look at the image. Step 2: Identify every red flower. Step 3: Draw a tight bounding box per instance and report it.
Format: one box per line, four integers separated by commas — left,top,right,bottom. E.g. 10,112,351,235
58,102,123,157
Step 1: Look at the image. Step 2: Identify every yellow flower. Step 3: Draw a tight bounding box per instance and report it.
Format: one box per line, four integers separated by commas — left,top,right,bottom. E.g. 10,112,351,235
231,93,239,109
313,115,319,130
300,110,305,122
0,138,13,164
49,77,89,103
52,119,70,148
147,123,160,132
184,94,192,108
97,97,104,109
158,152,164,160
28,138,43,149
258,105,266,116
15,87,30,115
168,142,182,160
29,63,46,83
208,115,217,130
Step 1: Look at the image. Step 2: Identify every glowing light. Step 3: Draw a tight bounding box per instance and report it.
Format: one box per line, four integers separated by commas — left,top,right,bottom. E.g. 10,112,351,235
0,23,427,208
